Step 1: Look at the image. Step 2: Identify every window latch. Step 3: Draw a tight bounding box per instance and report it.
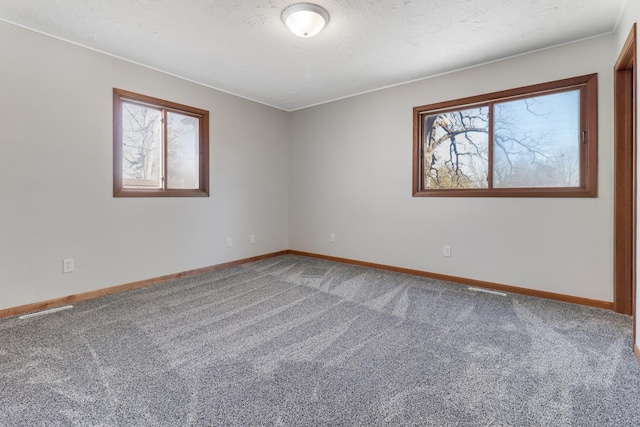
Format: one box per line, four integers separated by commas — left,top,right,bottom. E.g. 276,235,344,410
581,131,586,144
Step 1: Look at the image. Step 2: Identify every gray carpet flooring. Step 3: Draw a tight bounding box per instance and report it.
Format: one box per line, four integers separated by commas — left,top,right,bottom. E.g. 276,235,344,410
1,254,640,426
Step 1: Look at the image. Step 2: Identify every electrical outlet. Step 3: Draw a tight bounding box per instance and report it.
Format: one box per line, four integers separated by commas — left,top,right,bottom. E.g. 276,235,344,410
330,233,336,243
250,235,256,244
443,246,451,257
63,258,74,273
226,237,233,247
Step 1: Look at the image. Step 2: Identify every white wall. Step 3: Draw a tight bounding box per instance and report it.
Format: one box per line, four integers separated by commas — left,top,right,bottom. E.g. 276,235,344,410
0,15,627,312
615,1,639,345
0,21,290,311
290,35,616,302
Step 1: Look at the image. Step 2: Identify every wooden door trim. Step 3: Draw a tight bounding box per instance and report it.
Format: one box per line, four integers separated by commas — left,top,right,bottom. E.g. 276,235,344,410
614,23,637,316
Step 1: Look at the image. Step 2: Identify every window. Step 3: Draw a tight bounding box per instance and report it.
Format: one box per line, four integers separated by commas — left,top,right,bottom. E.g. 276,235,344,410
113,88,209,197
412,74,597,197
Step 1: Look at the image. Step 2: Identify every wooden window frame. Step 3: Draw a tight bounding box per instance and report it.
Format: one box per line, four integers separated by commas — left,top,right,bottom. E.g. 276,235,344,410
412,74,598,197
113,88,210,197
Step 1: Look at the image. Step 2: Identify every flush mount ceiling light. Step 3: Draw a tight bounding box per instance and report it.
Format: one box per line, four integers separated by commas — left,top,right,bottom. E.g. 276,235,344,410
281,3,330,38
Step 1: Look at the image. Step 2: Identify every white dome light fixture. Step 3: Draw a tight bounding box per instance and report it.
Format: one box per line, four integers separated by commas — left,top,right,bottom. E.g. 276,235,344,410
281,3,330,38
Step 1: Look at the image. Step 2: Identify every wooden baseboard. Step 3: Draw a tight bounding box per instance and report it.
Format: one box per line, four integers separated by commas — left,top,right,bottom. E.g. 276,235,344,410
1,249,615,319
287,250,614,311
0,251,288,320
635,343,640,364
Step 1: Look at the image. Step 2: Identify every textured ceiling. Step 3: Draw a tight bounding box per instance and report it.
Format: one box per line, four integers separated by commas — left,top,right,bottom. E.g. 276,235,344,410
0,0,627,111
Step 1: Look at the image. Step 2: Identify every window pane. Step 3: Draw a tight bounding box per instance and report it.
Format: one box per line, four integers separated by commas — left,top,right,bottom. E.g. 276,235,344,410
493,90,580,188
121,102,162,188
422,107,489,189
166,112,199,189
